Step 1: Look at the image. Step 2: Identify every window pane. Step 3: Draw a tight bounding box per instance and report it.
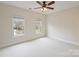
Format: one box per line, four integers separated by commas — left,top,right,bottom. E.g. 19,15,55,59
34,20,42,34
13,17,24,37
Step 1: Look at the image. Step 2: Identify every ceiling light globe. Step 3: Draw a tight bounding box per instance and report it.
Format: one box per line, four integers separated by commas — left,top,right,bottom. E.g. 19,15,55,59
41,7,47,12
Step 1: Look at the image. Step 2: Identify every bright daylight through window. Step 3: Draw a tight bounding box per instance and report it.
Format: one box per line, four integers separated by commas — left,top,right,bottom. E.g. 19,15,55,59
34,20,42,34
13,17,24,37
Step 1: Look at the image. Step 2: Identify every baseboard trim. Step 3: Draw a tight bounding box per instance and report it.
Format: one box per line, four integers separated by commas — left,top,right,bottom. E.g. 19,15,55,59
48,36,79,46
0,36,46,49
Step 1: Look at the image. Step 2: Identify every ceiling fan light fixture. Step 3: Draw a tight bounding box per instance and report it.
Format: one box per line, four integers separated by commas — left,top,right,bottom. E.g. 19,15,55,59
35,1,55,12
41,7,47,12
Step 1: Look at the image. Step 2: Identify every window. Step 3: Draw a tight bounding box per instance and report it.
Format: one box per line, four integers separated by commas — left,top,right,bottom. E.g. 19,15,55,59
12,17,24,37
34,20,42,34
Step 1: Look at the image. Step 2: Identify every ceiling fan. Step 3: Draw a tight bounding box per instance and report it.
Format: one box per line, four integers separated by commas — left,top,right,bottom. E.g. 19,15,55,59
34,1,55,12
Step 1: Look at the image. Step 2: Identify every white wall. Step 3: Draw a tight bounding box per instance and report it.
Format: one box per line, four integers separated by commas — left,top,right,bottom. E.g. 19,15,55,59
47,6,79,45
0,3,46,48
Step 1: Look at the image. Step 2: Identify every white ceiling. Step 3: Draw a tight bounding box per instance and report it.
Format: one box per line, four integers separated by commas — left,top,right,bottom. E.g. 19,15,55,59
0,1,79,14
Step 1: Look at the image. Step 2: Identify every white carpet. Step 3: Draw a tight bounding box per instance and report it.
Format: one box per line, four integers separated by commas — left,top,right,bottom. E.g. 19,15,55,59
0,37,79,57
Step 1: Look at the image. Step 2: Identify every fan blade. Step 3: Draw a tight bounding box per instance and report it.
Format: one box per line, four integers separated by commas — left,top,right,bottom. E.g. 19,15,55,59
48,1,55,6
47,7,54,10
36,1,42,6
34,7,42,9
